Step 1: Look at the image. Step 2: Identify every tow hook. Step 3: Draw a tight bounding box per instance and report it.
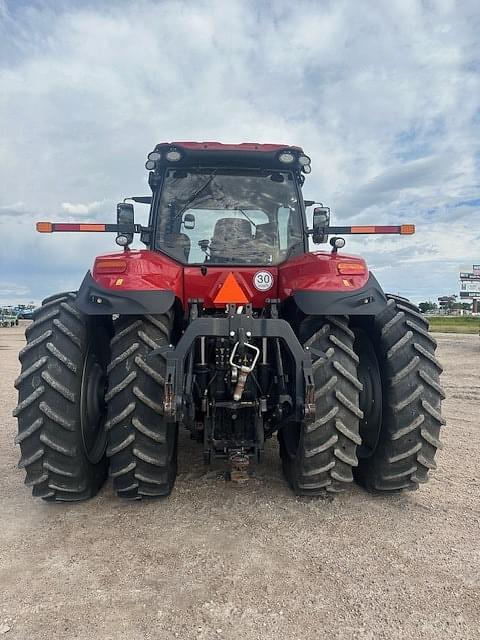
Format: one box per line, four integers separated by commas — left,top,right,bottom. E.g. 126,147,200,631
229,452,250,484
229,341,260,401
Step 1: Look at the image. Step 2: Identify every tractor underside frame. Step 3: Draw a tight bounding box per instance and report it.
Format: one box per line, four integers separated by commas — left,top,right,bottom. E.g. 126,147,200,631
149,300,316,464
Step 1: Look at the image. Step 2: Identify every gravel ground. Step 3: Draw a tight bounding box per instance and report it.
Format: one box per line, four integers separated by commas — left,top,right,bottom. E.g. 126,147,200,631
0,322,479,639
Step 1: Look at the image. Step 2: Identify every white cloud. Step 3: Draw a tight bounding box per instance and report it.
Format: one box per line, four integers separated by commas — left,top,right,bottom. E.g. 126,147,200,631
61,199,112,215
0,0,479,304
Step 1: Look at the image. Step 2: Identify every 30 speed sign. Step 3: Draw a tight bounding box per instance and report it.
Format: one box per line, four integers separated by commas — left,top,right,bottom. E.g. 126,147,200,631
253,271,274,291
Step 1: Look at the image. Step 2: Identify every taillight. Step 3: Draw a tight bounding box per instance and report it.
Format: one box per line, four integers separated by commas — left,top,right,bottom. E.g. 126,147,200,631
95,259,127,274
337,262,366,275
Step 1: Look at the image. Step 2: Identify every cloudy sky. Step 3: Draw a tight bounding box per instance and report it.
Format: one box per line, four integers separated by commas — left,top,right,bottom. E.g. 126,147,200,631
1,0,479,305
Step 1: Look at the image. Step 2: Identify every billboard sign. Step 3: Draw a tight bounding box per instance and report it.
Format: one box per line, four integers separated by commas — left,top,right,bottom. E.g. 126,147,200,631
460,281,480,292
460,280,480,297
460,272,480,280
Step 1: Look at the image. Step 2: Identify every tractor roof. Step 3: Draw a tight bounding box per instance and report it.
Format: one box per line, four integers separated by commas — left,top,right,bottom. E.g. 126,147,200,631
154,141,303,153
147,142,310,174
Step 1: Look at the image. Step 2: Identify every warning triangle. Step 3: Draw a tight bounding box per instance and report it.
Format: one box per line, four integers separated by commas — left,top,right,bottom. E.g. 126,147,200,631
213,272,249,304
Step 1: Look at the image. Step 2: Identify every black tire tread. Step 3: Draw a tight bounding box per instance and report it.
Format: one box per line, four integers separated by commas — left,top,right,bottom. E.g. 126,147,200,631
356,296,445,491
14,292,107,501
106,314,177,499
280,316,362,495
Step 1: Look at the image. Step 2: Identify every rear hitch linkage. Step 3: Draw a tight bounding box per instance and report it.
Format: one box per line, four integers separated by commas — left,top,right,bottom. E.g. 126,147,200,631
148,302,316,425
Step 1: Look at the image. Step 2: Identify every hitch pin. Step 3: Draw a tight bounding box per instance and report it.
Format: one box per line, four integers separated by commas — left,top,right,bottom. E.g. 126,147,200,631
229,341,260,401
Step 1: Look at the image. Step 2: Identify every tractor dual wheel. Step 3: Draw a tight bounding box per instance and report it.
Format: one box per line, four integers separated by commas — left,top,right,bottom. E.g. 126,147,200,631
105,314,178,499
279,315,362,495
354,295,445,492
14,293,110,501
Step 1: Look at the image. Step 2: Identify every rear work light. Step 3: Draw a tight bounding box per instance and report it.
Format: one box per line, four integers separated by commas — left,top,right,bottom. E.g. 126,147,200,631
298,154,312,173
337,262,367,275
95,259,127,274
278,151,295,163
166,149,182,161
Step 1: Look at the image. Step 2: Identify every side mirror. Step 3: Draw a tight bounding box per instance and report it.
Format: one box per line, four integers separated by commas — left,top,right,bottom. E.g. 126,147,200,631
116,202,135,247
183,213,196,230
312,206,330,243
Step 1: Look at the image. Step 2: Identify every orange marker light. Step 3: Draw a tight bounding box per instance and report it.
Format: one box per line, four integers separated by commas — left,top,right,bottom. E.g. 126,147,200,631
79,223,106,232
351,226,376,234
400,224,415,235
36,222,53,233
213,273,249,304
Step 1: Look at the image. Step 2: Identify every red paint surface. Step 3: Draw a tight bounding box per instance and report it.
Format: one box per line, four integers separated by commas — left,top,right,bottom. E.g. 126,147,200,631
155,141,303,153
278,251,369,299
183,266,278,309
92,250,184,301
92,249,369,310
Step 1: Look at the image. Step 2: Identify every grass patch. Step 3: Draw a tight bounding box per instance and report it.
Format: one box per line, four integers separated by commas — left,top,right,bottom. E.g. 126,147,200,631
427,316,480,334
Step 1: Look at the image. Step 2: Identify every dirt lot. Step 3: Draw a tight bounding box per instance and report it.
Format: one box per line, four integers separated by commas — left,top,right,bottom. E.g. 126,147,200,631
0,322,479,639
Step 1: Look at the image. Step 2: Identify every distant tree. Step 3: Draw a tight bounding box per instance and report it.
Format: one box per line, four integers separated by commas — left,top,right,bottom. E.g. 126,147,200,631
418,301,438,313
452,302,472,311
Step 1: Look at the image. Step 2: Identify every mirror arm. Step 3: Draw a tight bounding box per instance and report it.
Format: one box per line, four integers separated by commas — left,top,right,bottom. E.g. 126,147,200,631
134,224,151,233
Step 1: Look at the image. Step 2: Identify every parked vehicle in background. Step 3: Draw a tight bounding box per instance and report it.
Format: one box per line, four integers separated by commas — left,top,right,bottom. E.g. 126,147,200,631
15,303,36,320
1,307,18,327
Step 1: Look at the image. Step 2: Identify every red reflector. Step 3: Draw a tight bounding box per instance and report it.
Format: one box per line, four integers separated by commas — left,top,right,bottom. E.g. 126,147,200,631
400,224,415,235
337,262,366,275
95,259,127,274
213,273,249,305
54,223,81,231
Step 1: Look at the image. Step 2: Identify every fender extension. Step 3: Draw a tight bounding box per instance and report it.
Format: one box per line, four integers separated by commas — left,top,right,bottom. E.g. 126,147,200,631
293,273,387,316
75,271,175,316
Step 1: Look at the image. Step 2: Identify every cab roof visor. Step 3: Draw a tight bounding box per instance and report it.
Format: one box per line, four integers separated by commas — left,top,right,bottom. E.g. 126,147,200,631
147,142,307,171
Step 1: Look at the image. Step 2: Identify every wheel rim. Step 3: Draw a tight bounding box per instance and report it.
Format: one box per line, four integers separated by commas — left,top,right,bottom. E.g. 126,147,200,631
355,330,383,458
80,334,109,464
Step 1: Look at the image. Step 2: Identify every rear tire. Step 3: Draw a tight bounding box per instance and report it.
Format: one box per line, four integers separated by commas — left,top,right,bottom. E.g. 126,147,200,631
354,295,445,491
14,293,109,501
106,314,178,499
279,316,362,495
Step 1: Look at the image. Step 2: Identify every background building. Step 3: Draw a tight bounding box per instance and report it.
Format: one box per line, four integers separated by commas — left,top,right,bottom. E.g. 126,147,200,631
459,265,480,313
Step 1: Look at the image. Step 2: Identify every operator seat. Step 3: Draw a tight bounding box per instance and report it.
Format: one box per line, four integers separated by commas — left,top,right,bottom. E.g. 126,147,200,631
209,218,253,261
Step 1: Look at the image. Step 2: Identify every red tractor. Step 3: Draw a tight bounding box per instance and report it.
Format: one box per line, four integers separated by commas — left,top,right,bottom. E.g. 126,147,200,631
14,142,445,501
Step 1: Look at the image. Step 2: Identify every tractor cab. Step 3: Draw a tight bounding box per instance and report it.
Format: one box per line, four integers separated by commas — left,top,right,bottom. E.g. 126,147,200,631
144,143,312,266
154,167,305,265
